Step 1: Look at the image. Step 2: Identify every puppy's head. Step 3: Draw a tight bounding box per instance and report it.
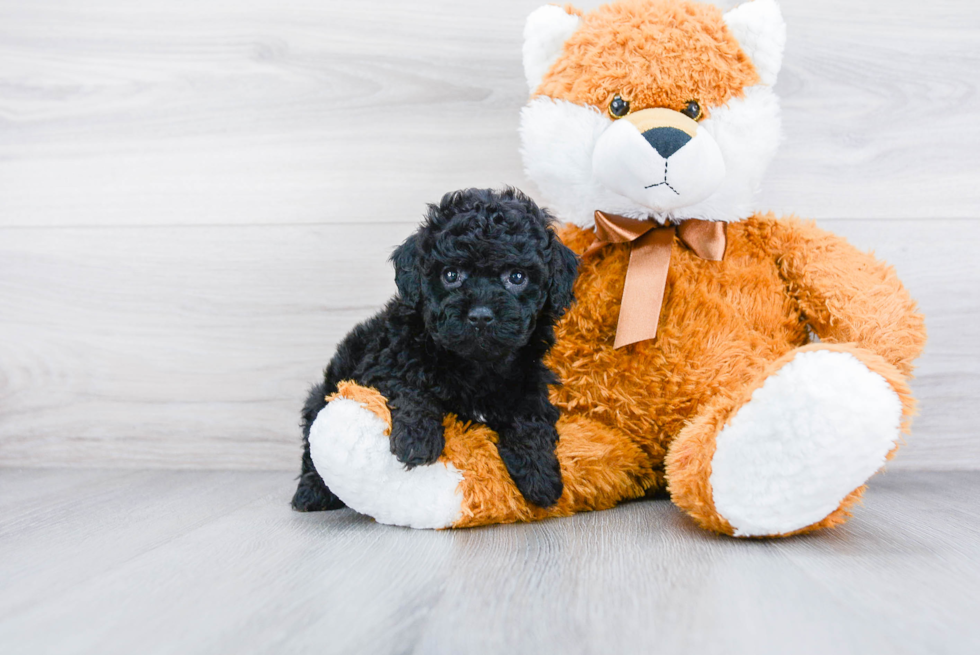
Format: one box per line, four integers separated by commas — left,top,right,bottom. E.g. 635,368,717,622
391,188,578,361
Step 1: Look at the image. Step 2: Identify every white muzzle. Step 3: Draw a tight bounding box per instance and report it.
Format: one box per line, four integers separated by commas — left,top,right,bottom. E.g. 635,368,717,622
592,108,726,213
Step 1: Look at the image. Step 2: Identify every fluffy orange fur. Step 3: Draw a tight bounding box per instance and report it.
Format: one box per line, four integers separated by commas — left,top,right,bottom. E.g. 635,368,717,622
535,0,759,117
328,217,925,535
327,381,392,435
543,217,923,535
444,414,655,527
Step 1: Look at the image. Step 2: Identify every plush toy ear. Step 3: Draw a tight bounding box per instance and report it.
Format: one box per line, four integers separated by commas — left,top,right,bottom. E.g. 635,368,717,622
545,230,579,320
390,233,422,306
523,5,582,93
724,0,786,86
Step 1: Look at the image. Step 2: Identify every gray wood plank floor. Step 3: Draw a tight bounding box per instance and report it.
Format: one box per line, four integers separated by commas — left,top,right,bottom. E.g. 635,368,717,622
1,469,978,655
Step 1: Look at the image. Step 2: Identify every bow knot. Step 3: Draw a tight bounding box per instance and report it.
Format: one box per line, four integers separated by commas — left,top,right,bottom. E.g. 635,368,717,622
586,210,727,349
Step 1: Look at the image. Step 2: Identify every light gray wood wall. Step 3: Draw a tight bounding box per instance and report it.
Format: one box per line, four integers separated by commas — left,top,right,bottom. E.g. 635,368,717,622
1,0,977,469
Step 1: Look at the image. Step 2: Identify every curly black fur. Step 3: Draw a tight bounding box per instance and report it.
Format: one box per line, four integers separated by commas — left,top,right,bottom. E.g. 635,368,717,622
291,187,579,512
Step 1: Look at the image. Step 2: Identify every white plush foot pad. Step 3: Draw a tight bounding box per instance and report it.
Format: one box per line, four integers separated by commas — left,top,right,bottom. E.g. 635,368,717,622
309,398,464,529
709,351,903,537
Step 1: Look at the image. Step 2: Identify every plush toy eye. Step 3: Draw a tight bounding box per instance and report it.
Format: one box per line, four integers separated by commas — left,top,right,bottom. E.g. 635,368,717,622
608,94,631,119
681,100,702,121
442,267,466,289
502,269,528,290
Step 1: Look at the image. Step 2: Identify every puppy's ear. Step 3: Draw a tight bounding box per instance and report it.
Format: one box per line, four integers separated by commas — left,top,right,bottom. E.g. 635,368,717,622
544,229,578,320
390,233,422,306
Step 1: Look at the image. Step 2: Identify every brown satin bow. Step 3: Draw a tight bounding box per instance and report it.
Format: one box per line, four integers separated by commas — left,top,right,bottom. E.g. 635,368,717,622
585,210,727,349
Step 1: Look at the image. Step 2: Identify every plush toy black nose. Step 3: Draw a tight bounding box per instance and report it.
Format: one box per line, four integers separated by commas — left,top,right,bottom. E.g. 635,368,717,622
642,126,692,159
467,306,495,326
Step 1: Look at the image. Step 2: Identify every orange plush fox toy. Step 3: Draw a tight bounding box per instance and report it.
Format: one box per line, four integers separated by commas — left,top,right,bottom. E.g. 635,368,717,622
308,0,927,537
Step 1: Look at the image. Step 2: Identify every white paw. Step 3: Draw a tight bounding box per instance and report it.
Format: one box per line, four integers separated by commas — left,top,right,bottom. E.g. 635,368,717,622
308,398,464,529
710,350,903,537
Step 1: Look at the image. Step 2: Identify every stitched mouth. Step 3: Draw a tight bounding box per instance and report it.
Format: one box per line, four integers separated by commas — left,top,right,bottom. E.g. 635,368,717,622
643,160,679,194
644,180,680,194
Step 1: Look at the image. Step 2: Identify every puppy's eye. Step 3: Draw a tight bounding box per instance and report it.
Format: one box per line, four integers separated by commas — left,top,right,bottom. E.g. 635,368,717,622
502,269,527,291
681,100,702,121
608,94,631,119
441,267,465,289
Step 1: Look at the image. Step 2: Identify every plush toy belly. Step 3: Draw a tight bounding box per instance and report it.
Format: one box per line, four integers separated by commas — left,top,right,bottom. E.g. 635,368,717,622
546,218,810,472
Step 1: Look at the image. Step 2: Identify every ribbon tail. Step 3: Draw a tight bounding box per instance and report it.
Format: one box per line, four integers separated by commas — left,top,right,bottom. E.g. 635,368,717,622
614,227,675,349
583,237,606,258
678,219,727,261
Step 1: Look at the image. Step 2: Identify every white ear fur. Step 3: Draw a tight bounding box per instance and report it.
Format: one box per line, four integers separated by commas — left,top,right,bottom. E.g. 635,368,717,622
523,5,582,92
723,0,786,86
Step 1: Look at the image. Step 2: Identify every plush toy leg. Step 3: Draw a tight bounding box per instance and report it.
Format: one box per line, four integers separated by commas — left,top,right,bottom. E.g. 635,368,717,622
664,343,915,537
309,382,657,529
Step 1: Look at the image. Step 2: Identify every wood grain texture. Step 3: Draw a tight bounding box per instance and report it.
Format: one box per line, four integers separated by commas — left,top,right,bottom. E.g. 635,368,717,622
0,469,978,654
0,0,977,227
0,222,413,469
0,219,976,469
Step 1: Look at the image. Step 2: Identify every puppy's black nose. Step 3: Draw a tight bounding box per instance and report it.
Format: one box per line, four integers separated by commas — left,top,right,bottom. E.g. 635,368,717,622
467,306,495,327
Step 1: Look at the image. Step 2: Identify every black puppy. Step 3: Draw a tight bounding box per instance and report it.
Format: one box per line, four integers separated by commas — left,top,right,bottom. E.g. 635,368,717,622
291,187,578,512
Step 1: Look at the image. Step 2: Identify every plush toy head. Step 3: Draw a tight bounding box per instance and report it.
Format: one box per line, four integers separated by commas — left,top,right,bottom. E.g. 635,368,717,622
390,188,579,361
520,0,786,227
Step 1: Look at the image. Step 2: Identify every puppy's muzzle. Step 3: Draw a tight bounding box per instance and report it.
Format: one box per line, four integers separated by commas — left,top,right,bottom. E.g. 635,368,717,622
592,107,726,213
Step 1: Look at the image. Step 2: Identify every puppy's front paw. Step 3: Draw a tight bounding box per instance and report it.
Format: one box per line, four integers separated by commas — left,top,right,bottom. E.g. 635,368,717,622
498,441,564,508
514,460,564,508
390,415,446,469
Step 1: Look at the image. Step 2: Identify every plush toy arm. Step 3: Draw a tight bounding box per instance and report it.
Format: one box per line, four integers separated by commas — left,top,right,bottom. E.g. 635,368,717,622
308,382,659,528
771,218,927,376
